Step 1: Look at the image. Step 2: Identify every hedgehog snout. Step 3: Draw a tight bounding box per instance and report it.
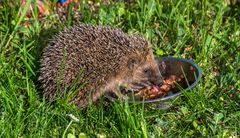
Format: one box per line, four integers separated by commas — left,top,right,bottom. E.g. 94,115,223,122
142,66,163,86
149,74,163,86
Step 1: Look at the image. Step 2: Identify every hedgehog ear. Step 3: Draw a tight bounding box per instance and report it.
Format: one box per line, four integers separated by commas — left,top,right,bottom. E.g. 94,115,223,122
127,58,139,69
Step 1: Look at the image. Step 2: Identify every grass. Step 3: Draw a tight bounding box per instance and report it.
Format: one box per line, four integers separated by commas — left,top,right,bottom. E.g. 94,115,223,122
0,0,240,137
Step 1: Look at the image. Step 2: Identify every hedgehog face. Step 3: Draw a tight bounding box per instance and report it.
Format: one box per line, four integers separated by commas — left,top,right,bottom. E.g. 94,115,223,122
123,51,163,91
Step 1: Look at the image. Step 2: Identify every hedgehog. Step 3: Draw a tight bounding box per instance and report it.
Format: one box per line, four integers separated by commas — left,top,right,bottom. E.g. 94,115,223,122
39,24,163,107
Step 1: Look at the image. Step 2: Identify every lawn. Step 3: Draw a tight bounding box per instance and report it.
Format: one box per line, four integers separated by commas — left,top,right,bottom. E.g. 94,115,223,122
0,0,240,137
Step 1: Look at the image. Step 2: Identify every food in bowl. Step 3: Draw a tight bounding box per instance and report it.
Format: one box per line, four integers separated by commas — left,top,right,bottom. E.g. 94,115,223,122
123,74,192,100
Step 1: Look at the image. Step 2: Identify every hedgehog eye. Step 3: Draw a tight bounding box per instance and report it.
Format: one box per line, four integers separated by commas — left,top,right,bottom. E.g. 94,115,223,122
143,68,152,76
127,58,139,69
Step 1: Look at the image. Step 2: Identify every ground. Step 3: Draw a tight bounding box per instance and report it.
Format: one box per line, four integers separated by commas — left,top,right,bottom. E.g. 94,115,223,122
0,0,240,137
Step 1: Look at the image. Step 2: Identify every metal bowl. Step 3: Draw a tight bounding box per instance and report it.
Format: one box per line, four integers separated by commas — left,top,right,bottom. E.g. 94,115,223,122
106,57,202,109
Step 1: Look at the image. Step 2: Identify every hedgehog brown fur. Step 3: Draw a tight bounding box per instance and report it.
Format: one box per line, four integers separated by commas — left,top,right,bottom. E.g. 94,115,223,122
39,24,163,107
